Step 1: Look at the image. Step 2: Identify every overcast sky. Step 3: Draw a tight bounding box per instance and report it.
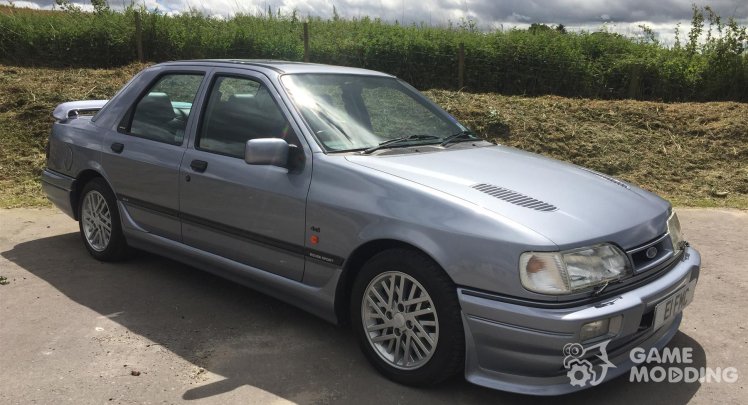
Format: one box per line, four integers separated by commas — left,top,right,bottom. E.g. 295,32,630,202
4,0,747,43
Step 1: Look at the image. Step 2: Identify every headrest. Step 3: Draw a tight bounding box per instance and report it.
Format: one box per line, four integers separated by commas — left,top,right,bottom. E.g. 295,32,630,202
228,94,257,111
135,92,175,123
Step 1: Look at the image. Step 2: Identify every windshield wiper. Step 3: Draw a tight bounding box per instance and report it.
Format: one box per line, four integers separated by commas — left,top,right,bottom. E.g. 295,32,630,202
440,130,480,147
362,134,440,154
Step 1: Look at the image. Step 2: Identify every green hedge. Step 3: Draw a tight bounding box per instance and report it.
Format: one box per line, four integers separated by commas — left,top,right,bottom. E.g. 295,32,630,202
1,6,746,101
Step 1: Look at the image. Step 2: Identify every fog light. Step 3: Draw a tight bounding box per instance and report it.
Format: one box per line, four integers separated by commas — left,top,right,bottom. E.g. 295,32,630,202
580,315,623,341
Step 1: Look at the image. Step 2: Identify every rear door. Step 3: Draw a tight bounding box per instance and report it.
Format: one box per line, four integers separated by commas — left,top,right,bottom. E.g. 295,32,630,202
101,71,207,240
178,69,312,281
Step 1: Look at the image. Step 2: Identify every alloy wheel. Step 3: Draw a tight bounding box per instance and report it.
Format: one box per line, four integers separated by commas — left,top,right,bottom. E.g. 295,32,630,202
361,271,439,370
81,190,112,252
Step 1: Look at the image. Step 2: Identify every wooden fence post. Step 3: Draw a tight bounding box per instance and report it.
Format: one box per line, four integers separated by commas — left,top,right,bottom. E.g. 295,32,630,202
458,42,465,89
303,22,310,62
135,11,144,63
627,64,642,99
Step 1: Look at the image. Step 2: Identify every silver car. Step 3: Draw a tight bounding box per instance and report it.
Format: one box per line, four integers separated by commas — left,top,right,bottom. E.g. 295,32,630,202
41,60,700,395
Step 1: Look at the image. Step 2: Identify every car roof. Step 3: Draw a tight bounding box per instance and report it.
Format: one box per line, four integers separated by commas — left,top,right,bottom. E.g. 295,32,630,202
156,59,395,77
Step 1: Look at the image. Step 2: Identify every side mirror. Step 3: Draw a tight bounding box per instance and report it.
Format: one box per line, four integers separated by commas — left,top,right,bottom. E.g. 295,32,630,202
244,138,289,168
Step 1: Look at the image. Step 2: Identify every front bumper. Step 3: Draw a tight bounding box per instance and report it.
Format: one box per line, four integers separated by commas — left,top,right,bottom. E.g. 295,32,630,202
458,246,700,395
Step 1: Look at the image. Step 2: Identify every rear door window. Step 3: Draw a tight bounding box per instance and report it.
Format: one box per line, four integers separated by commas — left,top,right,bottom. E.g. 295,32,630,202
120,73,204,145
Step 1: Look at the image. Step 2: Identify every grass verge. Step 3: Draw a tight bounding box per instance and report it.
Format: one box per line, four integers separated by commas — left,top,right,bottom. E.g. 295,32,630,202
426,90,748,209
0,64,745,209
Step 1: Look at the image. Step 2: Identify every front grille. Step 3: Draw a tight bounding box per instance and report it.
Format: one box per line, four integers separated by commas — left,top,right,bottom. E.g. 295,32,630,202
472,183,558,212
626,233,675,274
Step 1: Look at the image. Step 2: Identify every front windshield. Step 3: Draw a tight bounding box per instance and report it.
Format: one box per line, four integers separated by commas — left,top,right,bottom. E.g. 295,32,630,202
280,73,467,152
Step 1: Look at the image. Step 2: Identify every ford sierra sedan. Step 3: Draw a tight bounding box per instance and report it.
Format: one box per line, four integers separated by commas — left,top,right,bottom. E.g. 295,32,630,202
42,60,700,395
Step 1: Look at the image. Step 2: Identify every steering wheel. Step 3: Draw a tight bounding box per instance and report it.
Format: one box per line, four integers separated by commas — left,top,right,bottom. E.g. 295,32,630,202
174,108,189,121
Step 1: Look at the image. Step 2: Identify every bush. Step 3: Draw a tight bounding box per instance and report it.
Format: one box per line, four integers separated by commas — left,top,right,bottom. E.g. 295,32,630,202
0,5,745,101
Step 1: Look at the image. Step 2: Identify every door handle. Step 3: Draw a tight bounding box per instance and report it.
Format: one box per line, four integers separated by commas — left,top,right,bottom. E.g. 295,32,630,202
110,142,124,153
190,159,208,172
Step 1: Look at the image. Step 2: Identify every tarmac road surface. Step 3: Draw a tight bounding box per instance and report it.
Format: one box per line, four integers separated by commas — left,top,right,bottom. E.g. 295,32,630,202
0,208,746,404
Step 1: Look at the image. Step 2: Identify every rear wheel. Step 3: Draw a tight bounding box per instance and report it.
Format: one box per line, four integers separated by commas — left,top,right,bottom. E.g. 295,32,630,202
78,178,129,261
351,249,464,386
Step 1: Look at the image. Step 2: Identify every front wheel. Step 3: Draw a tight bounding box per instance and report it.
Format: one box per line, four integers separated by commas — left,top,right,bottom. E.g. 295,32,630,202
351,249,464,386
78,177,129,261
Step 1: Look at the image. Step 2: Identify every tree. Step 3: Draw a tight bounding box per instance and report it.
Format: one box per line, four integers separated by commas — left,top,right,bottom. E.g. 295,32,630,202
687,4,704,56
528,23,552,34
638,24,657,44
91,0,110,14
54,0,81,12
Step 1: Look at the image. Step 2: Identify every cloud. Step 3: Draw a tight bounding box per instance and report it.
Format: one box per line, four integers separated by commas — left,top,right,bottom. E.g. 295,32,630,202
4,1,41,9
464,0,747,25
6,0,747,22
510,12,531,22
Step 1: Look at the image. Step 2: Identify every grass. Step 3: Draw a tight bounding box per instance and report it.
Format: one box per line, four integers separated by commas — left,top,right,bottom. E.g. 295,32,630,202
0,64,745,209
426,90,748,209
0,64,146,207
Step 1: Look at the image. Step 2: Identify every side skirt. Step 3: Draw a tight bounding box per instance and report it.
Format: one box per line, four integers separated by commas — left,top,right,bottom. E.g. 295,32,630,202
120,203,342,324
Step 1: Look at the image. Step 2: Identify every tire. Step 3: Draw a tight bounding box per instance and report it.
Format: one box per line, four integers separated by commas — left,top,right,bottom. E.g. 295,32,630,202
351,248,464,386
77,177,129,261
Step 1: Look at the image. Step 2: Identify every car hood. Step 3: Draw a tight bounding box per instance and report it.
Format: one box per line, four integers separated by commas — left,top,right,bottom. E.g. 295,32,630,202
346,145,670,249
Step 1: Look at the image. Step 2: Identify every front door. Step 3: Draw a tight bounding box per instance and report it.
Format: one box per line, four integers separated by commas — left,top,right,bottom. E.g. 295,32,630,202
178,70,312,281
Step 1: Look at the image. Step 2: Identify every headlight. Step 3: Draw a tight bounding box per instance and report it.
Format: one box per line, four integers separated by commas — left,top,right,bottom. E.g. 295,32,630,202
520,244,632,295
667,211,684,253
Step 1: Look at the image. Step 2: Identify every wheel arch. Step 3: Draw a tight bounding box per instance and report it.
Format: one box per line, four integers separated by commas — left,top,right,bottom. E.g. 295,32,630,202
334,238,449,325
71,169,109,220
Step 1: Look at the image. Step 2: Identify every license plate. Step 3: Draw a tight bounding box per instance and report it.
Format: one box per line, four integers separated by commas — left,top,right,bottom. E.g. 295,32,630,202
653,280,697,330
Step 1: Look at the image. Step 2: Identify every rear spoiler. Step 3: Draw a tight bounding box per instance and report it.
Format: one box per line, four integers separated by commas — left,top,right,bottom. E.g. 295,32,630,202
52,100,109,121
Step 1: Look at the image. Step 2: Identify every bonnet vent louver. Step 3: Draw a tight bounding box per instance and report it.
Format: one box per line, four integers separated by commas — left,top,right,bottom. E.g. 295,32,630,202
472,183,558,212
579,168,631,189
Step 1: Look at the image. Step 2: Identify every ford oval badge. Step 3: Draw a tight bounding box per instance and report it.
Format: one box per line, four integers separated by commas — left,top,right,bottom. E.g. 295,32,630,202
645,246,658,259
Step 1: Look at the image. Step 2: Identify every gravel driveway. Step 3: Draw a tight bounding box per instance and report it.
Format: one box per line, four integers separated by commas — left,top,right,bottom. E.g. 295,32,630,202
1,208,746,404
